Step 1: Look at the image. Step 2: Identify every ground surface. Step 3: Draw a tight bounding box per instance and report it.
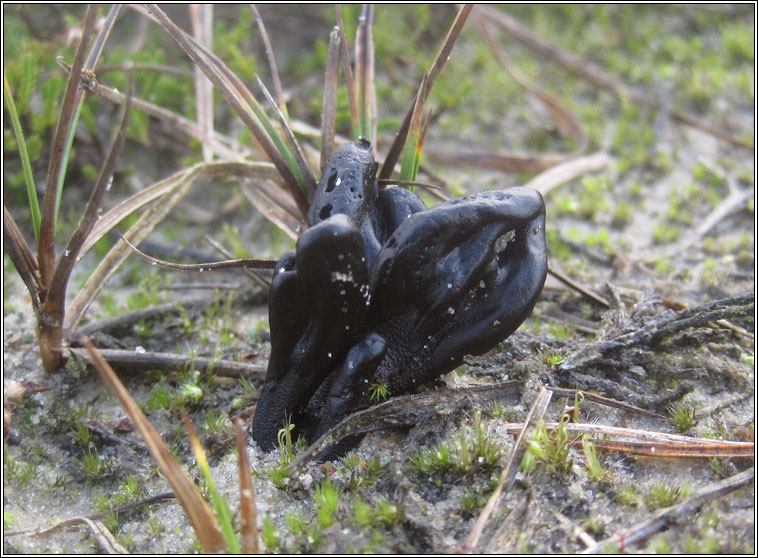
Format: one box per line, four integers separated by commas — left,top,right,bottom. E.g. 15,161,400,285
3,4,755,554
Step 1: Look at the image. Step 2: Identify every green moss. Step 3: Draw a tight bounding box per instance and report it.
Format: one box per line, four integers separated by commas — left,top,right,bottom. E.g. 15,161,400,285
411,411,503,475
522,415,573,475
668,401,698,432
314,477,341,528
646,481,692,510
616,484,640,507
652,223,681,244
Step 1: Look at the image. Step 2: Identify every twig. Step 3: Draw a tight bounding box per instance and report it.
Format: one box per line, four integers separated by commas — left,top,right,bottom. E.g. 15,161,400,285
538,306,600,336
464,386,552,553
559,293,753,372
692,392,754,419
670,109,754,150
287,381,522,474
582,467,754,553
119,234,276,272
503,422,754,458
547,267,610,307
321,26,341,170
204,235,271,290
554,510,597,549
73,293,227,338
190,4,214,162
545,387,662,418
525,152,610,196
480,487,530,553
159,282,241,291
684,187,753,249
69,347,266,380
4,517,127,554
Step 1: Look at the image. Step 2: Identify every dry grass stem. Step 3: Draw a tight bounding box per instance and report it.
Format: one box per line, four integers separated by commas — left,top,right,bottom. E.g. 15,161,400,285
142,4,311,217
504,422,754,458
70,346,266,379
204,235,271,289
47,74,133,307
241,182,303,240
190,4,215,162
119,234,276,272
464,386,553,553
545,387,662,418
547,266,610,307
251,4,287,120
320,27,341,170
236,419,260,554
82,339,228,553
3,516,127,554
335,6,359,134
525,152,611,196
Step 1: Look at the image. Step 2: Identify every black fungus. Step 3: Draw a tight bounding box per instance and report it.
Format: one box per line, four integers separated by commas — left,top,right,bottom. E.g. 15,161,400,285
252,142,547,457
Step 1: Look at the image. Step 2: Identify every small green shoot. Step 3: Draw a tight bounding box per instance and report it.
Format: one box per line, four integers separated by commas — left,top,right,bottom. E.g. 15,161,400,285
522,414,574,475
205,410,230,435
375,497,402,526
352,497,373,528
581,437,608,482
267,423,296,488
148,515,163,536
114,475,141,506
541,350,565,367
102,509,119,533
369,381,389,402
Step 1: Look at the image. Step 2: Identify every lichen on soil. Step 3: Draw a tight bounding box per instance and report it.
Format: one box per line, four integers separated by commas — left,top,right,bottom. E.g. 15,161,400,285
3,4,755,554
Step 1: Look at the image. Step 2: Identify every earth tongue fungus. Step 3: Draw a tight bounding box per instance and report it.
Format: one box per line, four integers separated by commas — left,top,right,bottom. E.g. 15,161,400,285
252,141,547,459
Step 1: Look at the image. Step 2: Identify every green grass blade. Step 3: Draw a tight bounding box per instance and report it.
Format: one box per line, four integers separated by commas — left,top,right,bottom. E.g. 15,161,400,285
399,76,429,184
183,411,241,554
3,73,41,243
379,4,472,180
54,95,85,232
254,74,316,196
